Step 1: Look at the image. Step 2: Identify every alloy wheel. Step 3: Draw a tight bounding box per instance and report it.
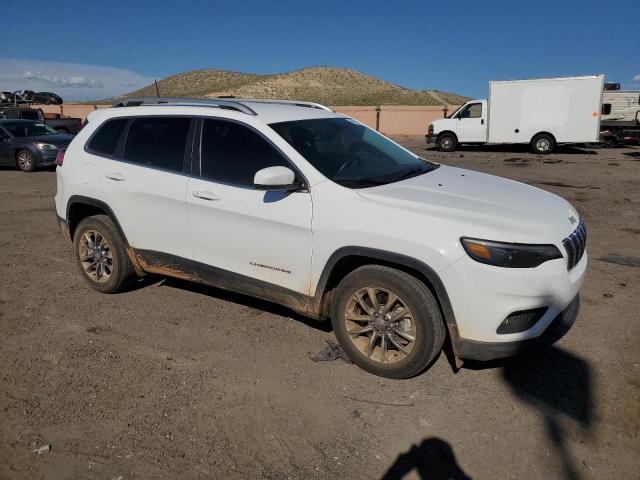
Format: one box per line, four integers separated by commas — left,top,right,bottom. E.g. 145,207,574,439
17,151,33,171
78,230,113,283
344,286,416,364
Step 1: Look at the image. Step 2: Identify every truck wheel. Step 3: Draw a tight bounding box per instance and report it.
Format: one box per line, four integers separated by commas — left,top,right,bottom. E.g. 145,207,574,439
436,133,457,152
331,265,445,379
73,214,137,294
531,133,556,154
16,150,36,172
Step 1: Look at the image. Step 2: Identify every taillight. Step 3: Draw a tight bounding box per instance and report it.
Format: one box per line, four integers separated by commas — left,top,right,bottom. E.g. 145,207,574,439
55,149,65,166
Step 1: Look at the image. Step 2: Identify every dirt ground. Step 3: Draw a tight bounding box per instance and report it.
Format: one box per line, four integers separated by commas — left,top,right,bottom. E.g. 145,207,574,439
1,140,639,480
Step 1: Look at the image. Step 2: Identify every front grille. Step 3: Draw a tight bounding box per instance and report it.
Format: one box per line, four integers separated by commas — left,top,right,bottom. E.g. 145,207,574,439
562,218,587,270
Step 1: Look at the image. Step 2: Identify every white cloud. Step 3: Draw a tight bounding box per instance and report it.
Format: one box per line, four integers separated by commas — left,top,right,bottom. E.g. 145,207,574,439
633,74,640,82
0,58,153,100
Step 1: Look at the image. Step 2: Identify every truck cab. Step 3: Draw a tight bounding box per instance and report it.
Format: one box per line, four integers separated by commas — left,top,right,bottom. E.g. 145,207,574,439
427,99,487,151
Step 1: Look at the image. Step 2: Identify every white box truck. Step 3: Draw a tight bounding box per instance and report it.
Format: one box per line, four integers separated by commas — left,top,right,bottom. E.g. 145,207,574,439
427,75,604,154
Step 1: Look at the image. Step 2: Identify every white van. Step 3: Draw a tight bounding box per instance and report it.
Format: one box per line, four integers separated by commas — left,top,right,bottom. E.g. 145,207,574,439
427,75,604,153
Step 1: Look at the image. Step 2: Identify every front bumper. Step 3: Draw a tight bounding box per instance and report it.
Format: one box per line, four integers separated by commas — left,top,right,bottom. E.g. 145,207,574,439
453,294,580,361
425,134,437,145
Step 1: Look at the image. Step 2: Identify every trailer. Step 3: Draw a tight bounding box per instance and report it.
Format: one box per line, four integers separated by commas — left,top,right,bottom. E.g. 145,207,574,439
599,87,640,145
427,75,604,154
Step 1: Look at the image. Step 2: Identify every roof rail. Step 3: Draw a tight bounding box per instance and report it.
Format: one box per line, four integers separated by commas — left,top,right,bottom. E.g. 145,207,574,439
230,98,333,111
111,97,257,115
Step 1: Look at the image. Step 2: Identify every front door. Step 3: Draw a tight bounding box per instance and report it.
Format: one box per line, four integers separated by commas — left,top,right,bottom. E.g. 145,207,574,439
0,128,11,165
456,102,486,143
186,118,312,295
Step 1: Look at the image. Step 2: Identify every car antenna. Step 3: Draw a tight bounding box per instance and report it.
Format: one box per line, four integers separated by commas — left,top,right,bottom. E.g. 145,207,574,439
154,79,160,98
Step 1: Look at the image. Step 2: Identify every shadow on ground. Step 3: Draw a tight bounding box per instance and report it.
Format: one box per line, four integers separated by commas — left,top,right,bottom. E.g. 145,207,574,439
462,346,594,480
426,144,597,155
382,437,472,480
159,276,333,332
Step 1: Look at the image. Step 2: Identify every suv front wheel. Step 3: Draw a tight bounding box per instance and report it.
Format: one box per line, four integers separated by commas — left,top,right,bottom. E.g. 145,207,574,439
73,214,137,293
331,265,445,379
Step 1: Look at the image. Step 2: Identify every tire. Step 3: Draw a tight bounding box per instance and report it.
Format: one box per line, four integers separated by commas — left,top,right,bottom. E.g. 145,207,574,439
531,133,556,154
436,132,457,152
72,214,137,293
331,265,446,379
16,149,36,172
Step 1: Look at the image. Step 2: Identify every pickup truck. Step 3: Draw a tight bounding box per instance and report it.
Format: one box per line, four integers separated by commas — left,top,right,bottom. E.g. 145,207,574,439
0,107,82,134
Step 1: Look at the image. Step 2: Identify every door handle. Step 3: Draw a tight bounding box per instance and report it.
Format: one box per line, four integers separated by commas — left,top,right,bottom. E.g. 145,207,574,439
192,190,219,201
105,172,125,181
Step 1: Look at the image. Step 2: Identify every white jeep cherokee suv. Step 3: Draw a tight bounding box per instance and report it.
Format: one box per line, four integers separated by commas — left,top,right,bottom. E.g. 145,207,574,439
55,98,587,378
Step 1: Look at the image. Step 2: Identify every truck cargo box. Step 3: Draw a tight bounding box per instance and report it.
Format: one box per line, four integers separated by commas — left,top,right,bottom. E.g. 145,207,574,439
487,75,604,144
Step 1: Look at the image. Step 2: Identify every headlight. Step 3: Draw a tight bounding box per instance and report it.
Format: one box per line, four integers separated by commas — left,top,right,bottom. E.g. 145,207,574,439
35,143,57,150
461,237,562,268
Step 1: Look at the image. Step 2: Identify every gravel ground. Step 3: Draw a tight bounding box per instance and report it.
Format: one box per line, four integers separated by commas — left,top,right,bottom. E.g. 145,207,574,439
1,140,638,479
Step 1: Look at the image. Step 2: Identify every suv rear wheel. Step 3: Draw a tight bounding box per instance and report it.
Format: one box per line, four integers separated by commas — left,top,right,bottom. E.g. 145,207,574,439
73,214,137,293
331,265,445,378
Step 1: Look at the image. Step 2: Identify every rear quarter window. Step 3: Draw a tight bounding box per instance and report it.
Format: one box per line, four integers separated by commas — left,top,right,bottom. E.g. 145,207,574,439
86,118,129,157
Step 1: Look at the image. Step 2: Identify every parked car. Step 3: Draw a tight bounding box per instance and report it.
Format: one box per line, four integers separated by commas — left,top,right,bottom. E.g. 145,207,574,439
0,91,16,104
0,119,72,171
427,75,604,153
0,108,82,134
55,97,586,378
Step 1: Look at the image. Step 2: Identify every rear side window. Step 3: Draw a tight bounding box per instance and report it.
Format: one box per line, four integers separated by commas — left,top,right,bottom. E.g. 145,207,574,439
200,119,291,187
87,118,128,157
124,117,190,173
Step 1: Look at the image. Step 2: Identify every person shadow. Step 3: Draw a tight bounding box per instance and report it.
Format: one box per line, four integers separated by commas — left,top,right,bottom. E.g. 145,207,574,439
500,346,594,480
381,437,472,480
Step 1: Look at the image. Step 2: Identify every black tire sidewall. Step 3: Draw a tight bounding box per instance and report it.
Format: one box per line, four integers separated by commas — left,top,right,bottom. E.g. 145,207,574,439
437,133,457,152
72,215,131,293
531,134,555,154
331,266,444,379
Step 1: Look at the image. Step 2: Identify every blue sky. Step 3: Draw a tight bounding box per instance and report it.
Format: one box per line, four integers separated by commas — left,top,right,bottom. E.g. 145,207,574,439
0,0,637,100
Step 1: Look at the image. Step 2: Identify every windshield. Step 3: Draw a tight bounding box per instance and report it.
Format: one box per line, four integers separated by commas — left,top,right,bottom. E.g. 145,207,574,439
270,118,438,188
3,122,57,137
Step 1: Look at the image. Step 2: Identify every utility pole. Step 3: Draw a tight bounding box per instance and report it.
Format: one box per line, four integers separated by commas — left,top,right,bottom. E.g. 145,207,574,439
154,79,160,97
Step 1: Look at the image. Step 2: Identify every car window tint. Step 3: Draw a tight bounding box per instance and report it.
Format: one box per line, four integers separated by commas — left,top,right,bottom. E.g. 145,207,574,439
87,118,128,157
201,119,290,186
124,117,190,172
21,111,40,120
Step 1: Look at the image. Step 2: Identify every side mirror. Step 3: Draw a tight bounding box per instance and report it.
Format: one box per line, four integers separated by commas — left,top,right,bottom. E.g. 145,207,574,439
254,166,301,191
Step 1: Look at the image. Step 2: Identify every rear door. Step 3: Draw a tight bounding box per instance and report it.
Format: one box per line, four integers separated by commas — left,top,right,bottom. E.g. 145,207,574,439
455,102,486,143
87,115,195,260
186,117,312,294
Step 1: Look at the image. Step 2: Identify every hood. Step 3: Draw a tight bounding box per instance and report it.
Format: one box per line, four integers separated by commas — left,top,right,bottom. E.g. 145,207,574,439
356,165,579,244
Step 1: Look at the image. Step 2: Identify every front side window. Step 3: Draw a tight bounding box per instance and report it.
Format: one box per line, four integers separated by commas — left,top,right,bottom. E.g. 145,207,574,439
270,118,437,188
87,118,128,157
200,119,292,187
124,117,190,173
459,103,482,119
2,122,57,137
